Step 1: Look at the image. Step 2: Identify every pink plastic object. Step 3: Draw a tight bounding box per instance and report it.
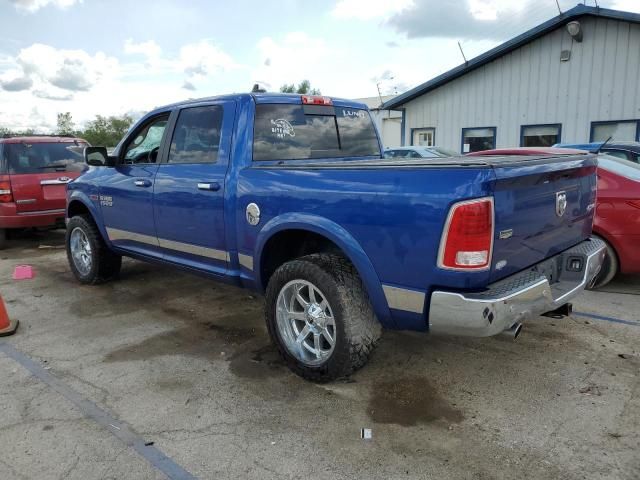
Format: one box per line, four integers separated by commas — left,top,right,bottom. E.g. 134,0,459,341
12,265,35,280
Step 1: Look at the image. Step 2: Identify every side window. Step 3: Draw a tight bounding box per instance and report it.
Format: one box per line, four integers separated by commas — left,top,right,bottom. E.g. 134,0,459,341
123,115,169,164
168,105,223,164
603,149,631,161
462,127,496,153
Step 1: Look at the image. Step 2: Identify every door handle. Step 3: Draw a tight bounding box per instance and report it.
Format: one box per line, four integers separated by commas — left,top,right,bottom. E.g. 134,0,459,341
197,182,221,191
134,179,152,187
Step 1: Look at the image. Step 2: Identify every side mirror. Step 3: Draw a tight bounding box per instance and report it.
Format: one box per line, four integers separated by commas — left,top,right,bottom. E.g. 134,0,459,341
84,146,116,167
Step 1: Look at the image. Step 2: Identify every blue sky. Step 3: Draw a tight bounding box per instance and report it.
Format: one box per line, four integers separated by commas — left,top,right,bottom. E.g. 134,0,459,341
0,0,637,131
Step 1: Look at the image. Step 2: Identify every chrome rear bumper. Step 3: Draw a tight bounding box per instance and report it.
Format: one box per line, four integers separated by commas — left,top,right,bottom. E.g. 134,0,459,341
428,238,606,337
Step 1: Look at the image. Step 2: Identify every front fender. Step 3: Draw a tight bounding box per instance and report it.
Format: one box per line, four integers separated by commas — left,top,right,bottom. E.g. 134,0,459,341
254,212,394,328
66,190,110,244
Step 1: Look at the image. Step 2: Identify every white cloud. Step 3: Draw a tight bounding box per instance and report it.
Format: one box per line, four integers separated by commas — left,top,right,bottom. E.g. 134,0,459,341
9,0,82,13
611,0,640,13
0,74,32,91
16,43,118,91
253,32,328,91
124,39,162,60
0,38,240,132
180,40,237,77
331,0,413,20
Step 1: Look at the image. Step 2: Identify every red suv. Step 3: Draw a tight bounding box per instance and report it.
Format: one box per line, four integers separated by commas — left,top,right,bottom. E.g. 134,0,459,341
0,135,88,249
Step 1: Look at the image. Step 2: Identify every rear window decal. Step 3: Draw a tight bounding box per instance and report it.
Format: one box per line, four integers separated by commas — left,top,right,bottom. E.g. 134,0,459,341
342,109,366,119
271,119,295,139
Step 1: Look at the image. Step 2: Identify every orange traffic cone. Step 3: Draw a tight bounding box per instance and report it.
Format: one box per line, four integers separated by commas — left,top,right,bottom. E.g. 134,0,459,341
0,295,18,337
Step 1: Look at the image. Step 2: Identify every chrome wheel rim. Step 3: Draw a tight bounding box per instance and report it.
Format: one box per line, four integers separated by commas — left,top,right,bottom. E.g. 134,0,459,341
70,227,92,276
276,279,336,366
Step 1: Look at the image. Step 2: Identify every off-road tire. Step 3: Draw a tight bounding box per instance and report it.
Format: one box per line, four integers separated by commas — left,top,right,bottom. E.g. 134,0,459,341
588,235,618,290
265,253,381,382
66,215,122,285
0,228,6,250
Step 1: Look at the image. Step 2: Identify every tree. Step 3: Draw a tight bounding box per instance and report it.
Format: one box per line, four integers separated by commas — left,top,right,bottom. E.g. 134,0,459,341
81,114,134,147
56,112,75,136
280,79,321,95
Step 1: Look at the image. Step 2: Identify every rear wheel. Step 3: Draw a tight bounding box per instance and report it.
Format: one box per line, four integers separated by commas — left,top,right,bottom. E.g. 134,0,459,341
0,229,6,250
265,253,381,382
589,234,618,289
66,215,122,284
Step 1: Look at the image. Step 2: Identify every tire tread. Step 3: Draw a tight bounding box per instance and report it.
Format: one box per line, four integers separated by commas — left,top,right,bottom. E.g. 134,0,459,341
66,215,121,285
265,253,381,382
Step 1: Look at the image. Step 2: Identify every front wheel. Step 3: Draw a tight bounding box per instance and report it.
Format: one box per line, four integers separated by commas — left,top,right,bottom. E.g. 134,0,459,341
66,215,122,285
265,254,381,382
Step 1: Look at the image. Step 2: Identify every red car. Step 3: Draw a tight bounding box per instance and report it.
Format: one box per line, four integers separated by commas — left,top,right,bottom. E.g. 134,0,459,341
468,147,640,288
0,135,88,249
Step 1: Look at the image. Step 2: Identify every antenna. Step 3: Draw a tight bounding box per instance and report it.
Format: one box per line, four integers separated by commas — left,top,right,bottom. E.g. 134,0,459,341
555,0,562,15
596,136,612,153
457,42,468,66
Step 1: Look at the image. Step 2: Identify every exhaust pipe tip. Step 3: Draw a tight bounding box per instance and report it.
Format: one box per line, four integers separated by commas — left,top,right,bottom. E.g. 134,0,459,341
502,322,522,340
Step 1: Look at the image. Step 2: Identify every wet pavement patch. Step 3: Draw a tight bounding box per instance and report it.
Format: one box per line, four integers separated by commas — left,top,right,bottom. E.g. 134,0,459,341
368,377,464,426
228,344,286,379
104,321,257,363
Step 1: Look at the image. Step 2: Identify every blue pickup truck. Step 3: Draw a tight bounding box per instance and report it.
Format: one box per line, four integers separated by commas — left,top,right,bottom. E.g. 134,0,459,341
65,93,606,381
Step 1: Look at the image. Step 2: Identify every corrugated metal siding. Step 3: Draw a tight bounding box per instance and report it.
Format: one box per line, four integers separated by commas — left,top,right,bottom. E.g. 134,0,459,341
402,17,640,151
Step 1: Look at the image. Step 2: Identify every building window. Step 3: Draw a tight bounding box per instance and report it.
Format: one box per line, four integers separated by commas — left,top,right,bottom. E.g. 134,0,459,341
590,120,639,142
461,127,496,153
411,128,435,146
521,124,561,147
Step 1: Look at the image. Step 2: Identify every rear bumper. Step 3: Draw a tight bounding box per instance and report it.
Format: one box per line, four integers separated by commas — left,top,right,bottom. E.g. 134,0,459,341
0,203,66,229
428,238,606,336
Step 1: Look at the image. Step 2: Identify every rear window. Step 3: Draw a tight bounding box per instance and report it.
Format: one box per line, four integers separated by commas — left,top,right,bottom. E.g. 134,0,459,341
598,154,640,181
3,142,87,174
253,104,380,161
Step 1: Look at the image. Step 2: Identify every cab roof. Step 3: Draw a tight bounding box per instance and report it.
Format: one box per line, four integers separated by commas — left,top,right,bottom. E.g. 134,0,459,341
0,135,86,144
149,92,368,116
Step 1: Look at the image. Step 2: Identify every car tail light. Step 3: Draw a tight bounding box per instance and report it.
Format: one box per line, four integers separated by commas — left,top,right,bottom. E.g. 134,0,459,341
438,197,494,270
627,200,640,210
0,178,12,203
301,95,332,105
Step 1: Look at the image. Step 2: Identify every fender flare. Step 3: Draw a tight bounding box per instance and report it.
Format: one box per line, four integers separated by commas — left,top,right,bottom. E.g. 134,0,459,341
66,192,111,245
254,212,393,327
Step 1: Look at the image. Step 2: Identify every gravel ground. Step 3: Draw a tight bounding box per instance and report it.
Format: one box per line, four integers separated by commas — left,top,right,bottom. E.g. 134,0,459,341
0,229,638,480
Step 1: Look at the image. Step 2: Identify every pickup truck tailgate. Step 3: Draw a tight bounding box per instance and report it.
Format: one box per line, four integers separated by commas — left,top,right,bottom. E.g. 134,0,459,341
489,155,597,283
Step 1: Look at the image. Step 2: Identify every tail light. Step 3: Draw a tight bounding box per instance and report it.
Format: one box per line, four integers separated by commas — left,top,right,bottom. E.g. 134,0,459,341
627,200,640,210
0,177,12,203
438,197,494,270
301,95,332,105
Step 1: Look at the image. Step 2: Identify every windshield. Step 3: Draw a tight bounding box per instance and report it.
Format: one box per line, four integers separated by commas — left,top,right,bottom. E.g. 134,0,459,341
4,142,87,174
253,103,380,161
598,154,640,181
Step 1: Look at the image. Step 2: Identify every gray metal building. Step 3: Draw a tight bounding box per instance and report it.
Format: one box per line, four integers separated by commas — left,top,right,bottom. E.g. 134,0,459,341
355,96,403,148
383,4,640,153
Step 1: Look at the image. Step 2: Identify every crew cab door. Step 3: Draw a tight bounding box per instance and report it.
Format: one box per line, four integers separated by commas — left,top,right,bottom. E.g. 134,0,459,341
99,112,170,257
152,101,235,273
